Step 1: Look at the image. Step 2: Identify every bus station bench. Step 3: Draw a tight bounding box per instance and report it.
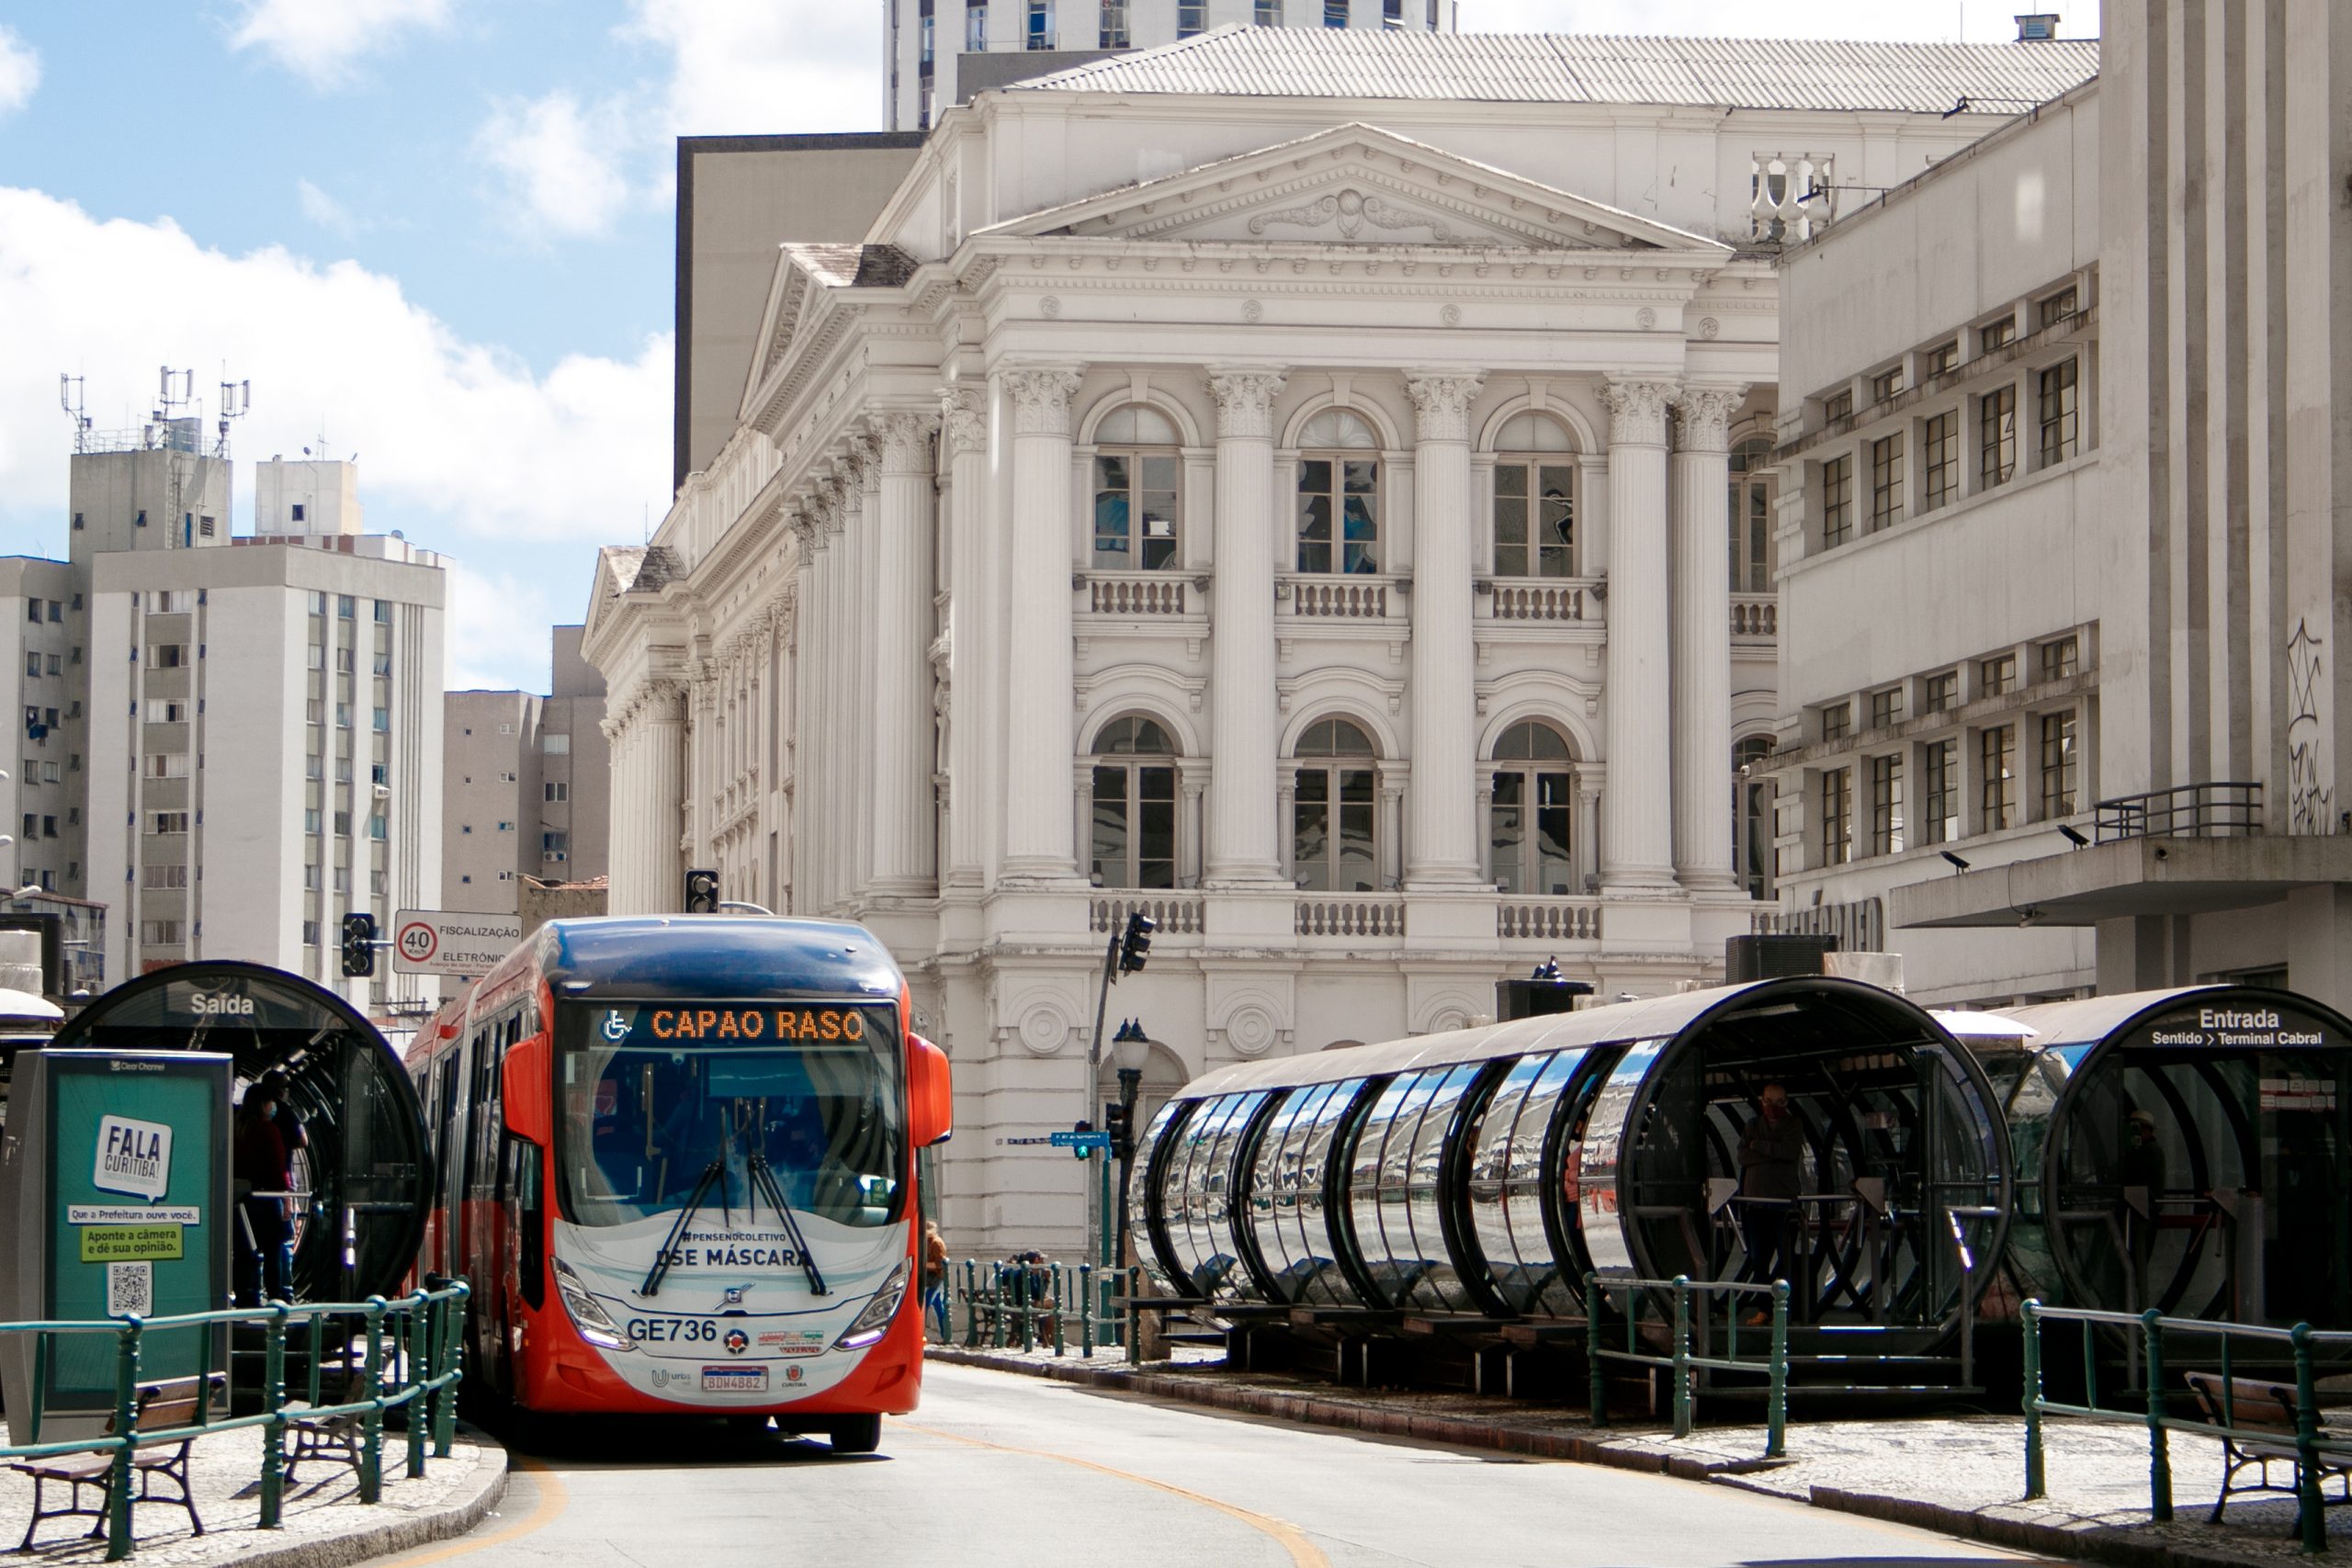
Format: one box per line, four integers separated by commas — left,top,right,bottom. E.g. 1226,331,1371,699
11,1375,220,1551
2184,1371,2352,1529
283,1360,376,1485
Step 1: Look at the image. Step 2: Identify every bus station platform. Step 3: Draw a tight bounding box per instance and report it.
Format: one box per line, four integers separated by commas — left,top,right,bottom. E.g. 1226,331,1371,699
928,1341,2347,1568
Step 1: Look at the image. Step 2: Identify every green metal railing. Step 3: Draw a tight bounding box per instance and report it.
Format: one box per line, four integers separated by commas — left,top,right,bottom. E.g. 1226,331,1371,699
0,1279,469,1562
955,1260,1140,1365
1586,1272,1792,1457
2021,1300,2352,1553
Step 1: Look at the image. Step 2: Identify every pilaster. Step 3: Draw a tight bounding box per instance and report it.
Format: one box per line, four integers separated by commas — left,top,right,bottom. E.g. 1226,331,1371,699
1204,365,1289,886
1600,377,1679,893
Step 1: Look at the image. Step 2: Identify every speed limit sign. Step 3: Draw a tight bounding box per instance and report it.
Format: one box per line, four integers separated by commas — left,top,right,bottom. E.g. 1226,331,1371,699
390,909,522,978
397,920,437,965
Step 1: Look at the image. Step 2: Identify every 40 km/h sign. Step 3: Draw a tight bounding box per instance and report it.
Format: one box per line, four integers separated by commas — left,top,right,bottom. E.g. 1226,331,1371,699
391,910,523,979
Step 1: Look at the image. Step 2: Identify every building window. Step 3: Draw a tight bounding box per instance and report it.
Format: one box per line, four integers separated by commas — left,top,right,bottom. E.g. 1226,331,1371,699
1819,701,1851,742
1170,0,1199,36
1295,409,1381,573
1727,436,1774,592
1868,434,1905,532
920,2,935,66
2038,286,2080,329
497,820,514,832
1091,406,1181,570
1088,715,1177,889
1922,340,1960,378
337,595,355,618
140,920,185,946
301,920,319,947
1821,454,1854,547
1292,718,1377,891
545,781,569,803
1869,753,1905,856
23,653,38,679
1820,767,1852,866
967,1,987,48
1493,412,1576,578
1921,411,1958,512
73,513,84,531
1924,670,1960,714
1257,0,1282,17
290,502,306,523
151,644,187,669
372,706,390,732
1980,724,2018,830
1025,0,1054,47
1869,687,1902,729
143,864,188,889
2040,710,2079,818
1822,388,1853,423
1870,367,1903,403
1921,739,1959,844
149,811,189,835
1980,652,2018,697
1488,722,1573,896
543,831,570,861
334,810,351,837
1383,0,1402,24
542,732,571,755
2039,358,2078,466
1324,0,1348,22
24,599,38,623
1982,314,2017,352
1980,383,2018,489
1734,734,1775,898
145,754,188,779
1105,0,1133,45
2039,636,2079,682
373,601,390,624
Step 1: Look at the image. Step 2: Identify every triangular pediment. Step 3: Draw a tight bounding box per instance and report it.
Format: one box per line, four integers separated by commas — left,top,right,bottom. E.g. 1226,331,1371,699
978,123,1725,253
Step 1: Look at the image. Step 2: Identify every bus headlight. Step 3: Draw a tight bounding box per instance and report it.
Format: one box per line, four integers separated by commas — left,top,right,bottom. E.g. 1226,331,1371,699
553,1257,637,1351
833,1263,909,1350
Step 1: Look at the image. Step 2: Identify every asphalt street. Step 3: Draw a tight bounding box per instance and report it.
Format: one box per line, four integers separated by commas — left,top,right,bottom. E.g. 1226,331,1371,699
379,1361,2052,1568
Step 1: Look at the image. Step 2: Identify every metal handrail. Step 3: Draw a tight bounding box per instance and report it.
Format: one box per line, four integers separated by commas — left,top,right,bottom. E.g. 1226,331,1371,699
955,1259,1140,1366
2021,1299,2352,1552
2094,782,2264,842
1586,1271,1791,1457
0,1279,469,1560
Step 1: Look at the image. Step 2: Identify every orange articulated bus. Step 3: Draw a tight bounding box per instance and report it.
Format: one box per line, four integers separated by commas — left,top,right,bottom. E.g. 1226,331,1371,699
407,915,951,1451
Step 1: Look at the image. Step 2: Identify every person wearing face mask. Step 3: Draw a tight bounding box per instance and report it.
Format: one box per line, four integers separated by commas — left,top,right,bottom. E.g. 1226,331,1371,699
1736,1083,1806,1318
232,1081,294,1305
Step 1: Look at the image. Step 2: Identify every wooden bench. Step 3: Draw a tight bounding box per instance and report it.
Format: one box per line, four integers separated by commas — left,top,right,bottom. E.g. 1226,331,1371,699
11,1375,218,1551
283,1362,375,1486
2183,1371,2352,1530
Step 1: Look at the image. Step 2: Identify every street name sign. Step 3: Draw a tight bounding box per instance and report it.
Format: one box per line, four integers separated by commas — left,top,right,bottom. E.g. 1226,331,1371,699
391,909,523,978
1049,1130,1113,1150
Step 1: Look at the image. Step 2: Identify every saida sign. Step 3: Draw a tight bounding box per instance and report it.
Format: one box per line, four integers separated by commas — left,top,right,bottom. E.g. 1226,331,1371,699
0,1050,232,1442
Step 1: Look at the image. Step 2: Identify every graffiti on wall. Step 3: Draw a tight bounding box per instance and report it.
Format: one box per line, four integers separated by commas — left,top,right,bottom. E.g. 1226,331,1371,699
2287,617,2335,834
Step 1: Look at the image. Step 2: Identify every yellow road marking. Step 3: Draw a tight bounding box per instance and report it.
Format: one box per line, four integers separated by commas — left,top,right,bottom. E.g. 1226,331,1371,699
375,1454,569,1566
899,1420,1329,1568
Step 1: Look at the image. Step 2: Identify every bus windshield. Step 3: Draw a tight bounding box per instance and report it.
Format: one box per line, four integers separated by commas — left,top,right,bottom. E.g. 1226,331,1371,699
556,1001,905,1230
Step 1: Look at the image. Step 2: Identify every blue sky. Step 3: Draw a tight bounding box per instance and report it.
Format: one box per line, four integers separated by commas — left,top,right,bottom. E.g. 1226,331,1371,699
0,0,2096,692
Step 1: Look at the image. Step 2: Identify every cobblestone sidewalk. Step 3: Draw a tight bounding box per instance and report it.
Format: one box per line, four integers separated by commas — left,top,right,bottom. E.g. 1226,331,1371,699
930,1342,2343,1568
0,1419,506,1567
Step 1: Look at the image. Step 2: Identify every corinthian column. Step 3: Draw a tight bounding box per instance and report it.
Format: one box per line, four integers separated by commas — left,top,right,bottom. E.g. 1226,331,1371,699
871,409,938,892
1204,366,1288,886
1671,385,1746,891
999,365,1085,881
846,434,882,898
940,385,989,886
639,678,688,909
1600,378,1679,891
1404,369,1486,886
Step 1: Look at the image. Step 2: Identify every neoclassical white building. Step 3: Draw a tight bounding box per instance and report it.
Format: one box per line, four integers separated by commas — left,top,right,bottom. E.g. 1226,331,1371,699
585,27,2099,1251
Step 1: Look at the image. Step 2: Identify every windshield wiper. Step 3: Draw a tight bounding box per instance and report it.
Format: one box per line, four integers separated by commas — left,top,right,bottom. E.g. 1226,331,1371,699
744,1150,829,1297
639,1156,729,1299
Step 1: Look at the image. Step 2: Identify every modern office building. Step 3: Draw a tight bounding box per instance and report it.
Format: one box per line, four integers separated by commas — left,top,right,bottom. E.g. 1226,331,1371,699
591,24,2098,1252
0,419,446,1015
443,625,611,912
885,1,1457,130
1770,2,2352,1018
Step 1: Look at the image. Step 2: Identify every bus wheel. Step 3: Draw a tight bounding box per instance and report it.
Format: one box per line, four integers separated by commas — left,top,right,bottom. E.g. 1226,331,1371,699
830,1414,881,1454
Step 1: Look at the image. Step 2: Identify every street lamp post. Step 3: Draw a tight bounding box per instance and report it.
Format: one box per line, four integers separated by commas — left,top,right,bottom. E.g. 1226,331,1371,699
1109,1018,1151,1278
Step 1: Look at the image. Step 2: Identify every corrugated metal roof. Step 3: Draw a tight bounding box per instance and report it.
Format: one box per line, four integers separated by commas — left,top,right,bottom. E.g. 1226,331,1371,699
1012,26,2098,116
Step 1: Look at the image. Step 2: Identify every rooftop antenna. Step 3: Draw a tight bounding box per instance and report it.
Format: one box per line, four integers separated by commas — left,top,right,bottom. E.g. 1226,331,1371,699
155,366,193,422
58,375,92,452
214,378,250,458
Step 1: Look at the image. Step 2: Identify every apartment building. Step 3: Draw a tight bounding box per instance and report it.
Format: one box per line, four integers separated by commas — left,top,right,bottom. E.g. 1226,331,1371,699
443,625,611,912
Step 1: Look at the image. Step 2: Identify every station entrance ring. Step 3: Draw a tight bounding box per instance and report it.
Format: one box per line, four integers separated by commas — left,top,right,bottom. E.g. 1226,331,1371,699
46,962,431,1303
1960,986,2352,1330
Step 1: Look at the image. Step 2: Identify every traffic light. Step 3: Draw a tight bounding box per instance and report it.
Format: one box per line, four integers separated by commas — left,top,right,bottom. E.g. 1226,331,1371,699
684,868,720,912
1103,1099,1134,1162
1117,910,1156,975
1071,1118,1094,1161
340,912,378,977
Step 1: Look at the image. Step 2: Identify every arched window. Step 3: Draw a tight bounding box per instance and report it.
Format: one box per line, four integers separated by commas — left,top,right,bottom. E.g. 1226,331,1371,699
1089,715,1177,889
1488,721,1574,895
1092,405,1182,570
1295,409,1381,575
1734,733,1776,898
1493,412,1576,578
1291,717,1376,891
1729,436,1776,592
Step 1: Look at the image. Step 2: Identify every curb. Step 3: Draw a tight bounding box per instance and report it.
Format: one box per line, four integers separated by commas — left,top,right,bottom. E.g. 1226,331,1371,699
928,1348,2286,1568
214,1425,511,1568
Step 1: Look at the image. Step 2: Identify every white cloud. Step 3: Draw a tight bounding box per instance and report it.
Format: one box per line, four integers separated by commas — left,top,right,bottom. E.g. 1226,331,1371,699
443,561,560,692
230,0,449,87
296,177,368,238
0,26,40,115
0,186,669,553
626,0,882,139
474,91,635,239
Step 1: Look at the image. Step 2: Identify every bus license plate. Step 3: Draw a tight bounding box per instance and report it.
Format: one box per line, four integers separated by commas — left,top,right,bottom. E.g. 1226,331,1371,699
702,1366,770,1393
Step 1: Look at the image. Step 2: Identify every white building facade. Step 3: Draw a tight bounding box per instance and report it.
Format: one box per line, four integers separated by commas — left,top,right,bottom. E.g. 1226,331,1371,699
593,28,2099,1251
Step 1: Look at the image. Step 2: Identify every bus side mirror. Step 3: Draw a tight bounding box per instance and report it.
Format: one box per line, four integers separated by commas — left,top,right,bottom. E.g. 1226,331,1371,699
910,1034,954,1148
503,1037,552,1145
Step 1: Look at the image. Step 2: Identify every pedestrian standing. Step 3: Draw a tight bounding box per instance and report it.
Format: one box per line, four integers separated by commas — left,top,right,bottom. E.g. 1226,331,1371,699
232,1083,294,1305
922,1221,951,1340
1736,1083,1806,1320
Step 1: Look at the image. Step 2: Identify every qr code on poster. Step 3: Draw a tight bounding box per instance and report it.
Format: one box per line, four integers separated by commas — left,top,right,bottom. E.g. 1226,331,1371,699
107,1261,153,1318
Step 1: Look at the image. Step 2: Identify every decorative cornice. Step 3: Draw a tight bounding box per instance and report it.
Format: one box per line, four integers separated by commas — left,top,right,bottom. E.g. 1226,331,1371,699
1404,369,1487,444
1600,378,1677,448
872,409,936,475
940,385,987,457
1673,384,1748,454
1204,366,1289,440
1001,366,1085,437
